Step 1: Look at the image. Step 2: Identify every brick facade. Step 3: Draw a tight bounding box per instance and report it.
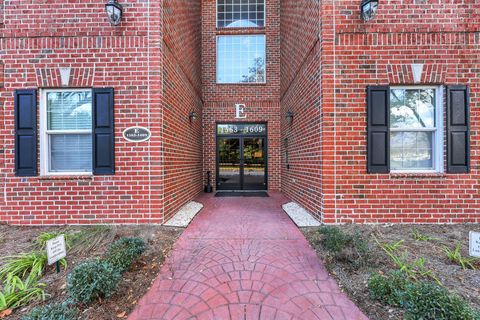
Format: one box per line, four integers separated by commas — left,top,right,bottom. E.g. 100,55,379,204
0,0,478,225
281,0,479,224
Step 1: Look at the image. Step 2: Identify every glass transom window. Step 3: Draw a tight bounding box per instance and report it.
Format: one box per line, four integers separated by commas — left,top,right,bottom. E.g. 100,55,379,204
217,35,266,84
217,0,265,28
389,87,443,172
42,90,93,174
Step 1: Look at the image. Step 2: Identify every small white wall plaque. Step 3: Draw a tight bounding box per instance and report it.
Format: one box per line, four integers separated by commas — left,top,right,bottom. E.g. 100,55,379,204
46,235,67,265
469,231,480,258
123,126,151,142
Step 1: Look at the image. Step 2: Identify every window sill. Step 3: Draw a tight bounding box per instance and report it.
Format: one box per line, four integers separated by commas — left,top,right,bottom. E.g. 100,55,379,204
216,82,267,86
390,172,447,179
216,27,266,35
38,175,94,181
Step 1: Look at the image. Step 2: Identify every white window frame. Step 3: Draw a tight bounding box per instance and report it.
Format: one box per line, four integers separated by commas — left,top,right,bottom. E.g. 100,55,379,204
216,0,266,29
390,85,443,173
216,34,267,84
40,88,93,176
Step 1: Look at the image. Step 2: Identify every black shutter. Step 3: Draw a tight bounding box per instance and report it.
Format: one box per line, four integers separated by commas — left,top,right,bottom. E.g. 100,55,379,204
14,89,38,176
367,86,390,173
447,85,470,173
92,88,115,175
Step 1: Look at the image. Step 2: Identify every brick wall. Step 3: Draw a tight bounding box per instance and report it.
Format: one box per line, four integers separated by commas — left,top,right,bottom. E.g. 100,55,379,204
279,0,322,219
320,0,480,223
162,0,203,221
201,0,281,191
0,0,164,224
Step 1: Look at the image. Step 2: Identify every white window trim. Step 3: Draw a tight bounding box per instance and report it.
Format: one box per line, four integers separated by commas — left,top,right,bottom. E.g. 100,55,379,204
40,88,93,176
216,0,266,29
390,85,444,174
216,35,267,84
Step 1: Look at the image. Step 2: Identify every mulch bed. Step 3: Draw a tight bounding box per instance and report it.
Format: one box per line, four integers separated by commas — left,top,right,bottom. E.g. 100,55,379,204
0,224,183,320
303,224,480,320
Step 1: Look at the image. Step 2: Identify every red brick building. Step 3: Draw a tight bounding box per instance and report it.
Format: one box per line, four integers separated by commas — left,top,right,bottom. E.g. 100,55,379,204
0,0,478,225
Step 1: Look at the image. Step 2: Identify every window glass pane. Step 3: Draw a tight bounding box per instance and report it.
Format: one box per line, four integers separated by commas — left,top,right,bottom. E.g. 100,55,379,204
390,88,435,129
47,91,92,130
50,134,92,172
390,132,433,170
217,0,264,28
217,35,266,83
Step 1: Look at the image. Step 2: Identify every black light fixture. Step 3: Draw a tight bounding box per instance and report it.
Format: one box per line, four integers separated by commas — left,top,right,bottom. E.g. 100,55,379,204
105,0,123,26
189,112,197,122
286,111,294,125
360,0,379,22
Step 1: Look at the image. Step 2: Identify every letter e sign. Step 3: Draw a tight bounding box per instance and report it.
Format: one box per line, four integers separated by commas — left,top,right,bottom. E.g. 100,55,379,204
235,104,247,119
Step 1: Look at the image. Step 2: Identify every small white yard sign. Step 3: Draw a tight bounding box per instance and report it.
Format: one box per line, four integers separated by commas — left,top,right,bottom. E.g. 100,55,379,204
46,235,67,265
469,231,480,258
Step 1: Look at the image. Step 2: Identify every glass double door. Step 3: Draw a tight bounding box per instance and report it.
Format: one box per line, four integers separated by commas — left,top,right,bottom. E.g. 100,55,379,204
217,137,267,190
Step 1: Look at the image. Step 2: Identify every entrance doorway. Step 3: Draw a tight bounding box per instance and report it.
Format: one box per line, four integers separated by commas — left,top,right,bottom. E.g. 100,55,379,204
216,123,267,191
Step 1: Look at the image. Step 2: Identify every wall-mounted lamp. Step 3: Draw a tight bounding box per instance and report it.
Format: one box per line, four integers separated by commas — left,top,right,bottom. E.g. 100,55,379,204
105,0,123,26
286,111,294,125
189,112,197,122
360,0,379,22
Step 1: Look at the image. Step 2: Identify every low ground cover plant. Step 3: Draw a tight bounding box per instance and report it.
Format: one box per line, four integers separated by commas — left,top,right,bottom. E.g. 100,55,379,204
368,271,480,320
21,301,78,320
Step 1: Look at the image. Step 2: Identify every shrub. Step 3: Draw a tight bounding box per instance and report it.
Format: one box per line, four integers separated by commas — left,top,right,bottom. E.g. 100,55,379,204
21,301,78,320
317,227,370,268
368,270,409,306
318,227,353,253
67,260,121,304
104,237,146,273
402,281,480,320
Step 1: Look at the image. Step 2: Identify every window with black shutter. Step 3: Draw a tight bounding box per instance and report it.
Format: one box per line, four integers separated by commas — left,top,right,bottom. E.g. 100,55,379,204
36,88,115,176
15,89,38,176
367,85,469,174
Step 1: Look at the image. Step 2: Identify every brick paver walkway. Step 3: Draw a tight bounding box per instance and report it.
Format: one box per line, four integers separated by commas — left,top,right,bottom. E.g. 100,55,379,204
128,192,367,320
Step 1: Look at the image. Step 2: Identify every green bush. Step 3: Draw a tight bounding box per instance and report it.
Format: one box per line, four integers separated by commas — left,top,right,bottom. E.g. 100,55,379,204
67,260,121,304
104,237,146,273
402,281,480,320
21,301,78,320
318,226,353,253
317,227,370,268
368,270,409,306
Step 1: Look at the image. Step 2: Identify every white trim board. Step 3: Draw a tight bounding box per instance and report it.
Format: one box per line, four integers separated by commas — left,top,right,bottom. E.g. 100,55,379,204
282,202,321,227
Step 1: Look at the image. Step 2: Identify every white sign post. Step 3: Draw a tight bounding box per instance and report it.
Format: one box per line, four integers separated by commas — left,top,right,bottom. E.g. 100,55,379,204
46,235,67,273
469,231,480,258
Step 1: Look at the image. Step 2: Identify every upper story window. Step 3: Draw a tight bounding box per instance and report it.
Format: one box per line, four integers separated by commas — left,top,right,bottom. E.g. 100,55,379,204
217,0,265,28
217,35,266,84
41,89,93,175
389,86,443,172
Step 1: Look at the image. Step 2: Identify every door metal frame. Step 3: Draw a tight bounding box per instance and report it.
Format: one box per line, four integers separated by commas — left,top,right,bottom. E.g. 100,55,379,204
215,122,268,191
